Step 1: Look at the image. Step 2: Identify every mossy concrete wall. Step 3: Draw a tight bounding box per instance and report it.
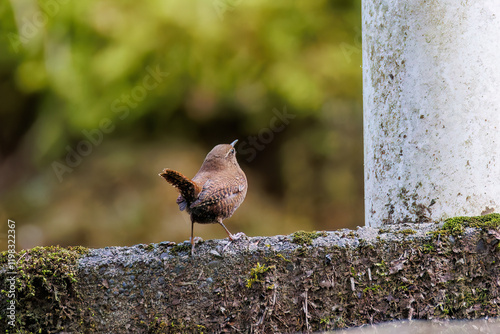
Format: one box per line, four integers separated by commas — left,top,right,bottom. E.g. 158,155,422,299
1,214,500,333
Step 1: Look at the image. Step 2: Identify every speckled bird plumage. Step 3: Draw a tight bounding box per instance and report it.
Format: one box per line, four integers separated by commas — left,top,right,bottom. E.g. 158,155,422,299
159,140,247,253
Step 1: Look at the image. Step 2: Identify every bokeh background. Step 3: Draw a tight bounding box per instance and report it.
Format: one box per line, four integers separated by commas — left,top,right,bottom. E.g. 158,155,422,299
0,0,362,250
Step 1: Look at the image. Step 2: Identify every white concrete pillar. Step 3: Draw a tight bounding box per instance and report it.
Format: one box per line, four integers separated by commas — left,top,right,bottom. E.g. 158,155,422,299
362,0,500,226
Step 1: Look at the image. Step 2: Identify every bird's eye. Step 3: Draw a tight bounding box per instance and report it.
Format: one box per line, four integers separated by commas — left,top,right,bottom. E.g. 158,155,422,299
225,147,236,158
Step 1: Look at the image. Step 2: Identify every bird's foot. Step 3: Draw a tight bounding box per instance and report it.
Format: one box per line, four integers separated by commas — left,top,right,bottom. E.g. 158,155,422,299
190,236,204,244
189,237,204,257
228,232,247,241
222,232,247,253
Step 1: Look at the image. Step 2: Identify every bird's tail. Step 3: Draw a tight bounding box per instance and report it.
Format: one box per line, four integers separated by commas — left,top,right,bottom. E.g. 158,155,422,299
159,169,199,204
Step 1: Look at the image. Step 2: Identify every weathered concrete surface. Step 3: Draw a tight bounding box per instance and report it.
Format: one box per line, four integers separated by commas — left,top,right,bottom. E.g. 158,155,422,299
362,0,500,226
332,318,500,334
1,215,500,333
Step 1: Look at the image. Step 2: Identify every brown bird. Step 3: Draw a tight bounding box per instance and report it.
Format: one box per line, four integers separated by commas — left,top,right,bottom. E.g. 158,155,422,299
159,140,247,254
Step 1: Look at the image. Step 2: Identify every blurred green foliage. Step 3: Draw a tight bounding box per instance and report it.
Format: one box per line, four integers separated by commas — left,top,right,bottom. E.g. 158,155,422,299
0,0,362,249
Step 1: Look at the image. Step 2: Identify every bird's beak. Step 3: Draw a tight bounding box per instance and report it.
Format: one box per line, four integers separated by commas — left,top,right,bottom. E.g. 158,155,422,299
230,139,238,147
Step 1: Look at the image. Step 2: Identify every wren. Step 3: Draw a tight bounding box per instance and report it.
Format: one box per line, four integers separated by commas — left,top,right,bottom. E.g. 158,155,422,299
159,140,247,254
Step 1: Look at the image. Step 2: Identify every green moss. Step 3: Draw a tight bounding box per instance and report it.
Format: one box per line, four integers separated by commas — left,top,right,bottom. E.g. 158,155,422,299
291,231,327,245
374,260,388,277
0,245,91,332
437,288,490,317
422,243,435,253
438,213,500,237
275,253,291,263
246,262,274,288
363,285,381,293
0,252,9,264
293,246,308,257
346,231,357,238
397,229,416,236
169,243,192,255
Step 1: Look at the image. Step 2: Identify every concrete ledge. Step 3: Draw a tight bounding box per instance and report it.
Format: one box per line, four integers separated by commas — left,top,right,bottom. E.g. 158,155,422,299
1,215,499,332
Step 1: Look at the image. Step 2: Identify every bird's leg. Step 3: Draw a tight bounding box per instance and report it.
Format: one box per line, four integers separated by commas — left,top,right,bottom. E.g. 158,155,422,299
219,220,246,240
190,221,195,256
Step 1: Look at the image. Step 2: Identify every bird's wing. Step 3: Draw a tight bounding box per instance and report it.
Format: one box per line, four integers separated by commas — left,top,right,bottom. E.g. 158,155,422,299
176,195,187,211
189,178,246,209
